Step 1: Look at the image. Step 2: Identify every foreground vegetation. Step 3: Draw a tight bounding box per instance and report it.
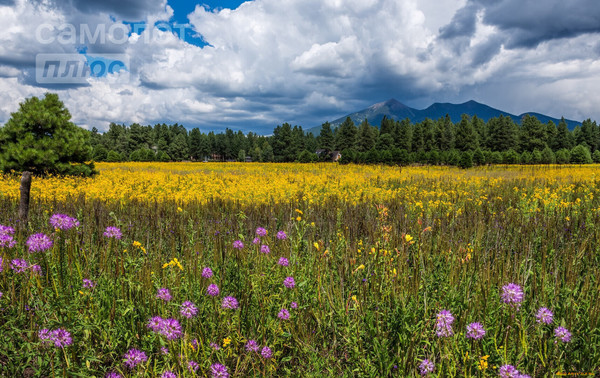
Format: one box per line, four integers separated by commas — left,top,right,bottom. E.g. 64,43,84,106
0,163,599,377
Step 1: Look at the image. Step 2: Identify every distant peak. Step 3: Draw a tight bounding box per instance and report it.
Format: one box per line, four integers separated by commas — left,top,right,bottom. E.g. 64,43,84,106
370,98,408,110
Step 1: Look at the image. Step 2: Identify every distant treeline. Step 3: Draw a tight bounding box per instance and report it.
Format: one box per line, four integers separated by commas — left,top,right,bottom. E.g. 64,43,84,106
90,114,600,166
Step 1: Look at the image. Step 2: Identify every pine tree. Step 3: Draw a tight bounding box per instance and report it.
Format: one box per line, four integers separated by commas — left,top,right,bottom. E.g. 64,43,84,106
0,94,96,175
0,93,96,222
519,114,547,152
455,114,478,151
271,123,293,162
487,115,517,152
335,117,357,151
412,121,426,152
189,128,203,160
169,133,189,161
380,116,395,136
291,126,305,159
554,118,574,151
540,146,555,164
261,141,275,162
318,122,334,151
395,118,412,151
473,148,485,166
544,121,557,149
471,115,487,147
357,119,376,152
570,145,592,164
580,119,598,151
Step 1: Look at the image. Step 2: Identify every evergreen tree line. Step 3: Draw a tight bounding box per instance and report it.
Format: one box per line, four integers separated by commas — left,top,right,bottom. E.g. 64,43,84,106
90,114,600,166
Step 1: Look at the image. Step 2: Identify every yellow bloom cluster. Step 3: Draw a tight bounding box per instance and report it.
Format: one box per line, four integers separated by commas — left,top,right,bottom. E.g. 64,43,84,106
0,163,599,212
162,258,183,271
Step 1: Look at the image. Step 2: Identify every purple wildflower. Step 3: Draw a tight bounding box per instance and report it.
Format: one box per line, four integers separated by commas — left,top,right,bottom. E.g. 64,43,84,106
261,346,272,359
536,307,554,324
278,308,290,320
210,342,220,350
105,373,122,378
202,267,213,278
210,363,229,378
245,339,259,352
0,226,14,248
156,288,172,301
278,257,289,266
39,329,52,345
466,322,486,340
51,328,72,348
291,302,298,309
419,359,434,376
260,244,270,254
11,258,28,273
30,264,42,275
233,240,244,249
207,284,220,296
26,233,53,253
256,227,267,237
435,310,454,337
159,318,182,340
49,214,79,230
222,296,239,310
123,348,148,369
0,257,3,272
103,226,122,239
0,292,3,299
161,371,177,378
180,301,198,318
0,234,16,248
253,237,260,245
188,361,199,373
160,346,169,355
501,283,524,308
83,279,96,289
283,276,295,289
276,231,287,240
0,225,15,236
499,365,519,378
147,316,164,332
554,326,572,343
146,316,181,339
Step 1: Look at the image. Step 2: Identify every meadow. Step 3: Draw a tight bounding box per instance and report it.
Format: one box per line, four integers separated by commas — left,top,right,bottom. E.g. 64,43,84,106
0,163,599,377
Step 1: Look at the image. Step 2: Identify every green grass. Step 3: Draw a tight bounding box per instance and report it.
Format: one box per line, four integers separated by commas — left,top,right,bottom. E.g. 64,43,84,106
0,178,599,377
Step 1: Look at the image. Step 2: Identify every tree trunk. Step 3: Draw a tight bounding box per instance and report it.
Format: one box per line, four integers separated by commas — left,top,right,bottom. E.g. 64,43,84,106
19,171,32,224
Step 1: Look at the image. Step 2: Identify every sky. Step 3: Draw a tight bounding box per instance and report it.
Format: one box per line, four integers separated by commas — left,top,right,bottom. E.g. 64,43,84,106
0,0,599,134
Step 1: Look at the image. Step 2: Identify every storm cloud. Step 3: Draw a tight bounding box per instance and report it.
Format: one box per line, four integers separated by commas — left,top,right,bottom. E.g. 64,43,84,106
0,0,598,134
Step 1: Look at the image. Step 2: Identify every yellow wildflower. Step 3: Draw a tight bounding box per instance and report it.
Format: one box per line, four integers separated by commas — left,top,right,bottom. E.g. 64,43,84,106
478,355,489,371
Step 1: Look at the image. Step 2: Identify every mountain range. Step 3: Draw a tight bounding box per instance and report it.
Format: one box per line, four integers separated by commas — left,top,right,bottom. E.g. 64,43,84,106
309,99,581,134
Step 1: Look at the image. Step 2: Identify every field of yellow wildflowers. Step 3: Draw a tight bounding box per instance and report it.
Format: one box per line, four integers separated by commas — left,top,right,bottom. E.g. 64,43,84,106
1,162,600,209
0,163,599,377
